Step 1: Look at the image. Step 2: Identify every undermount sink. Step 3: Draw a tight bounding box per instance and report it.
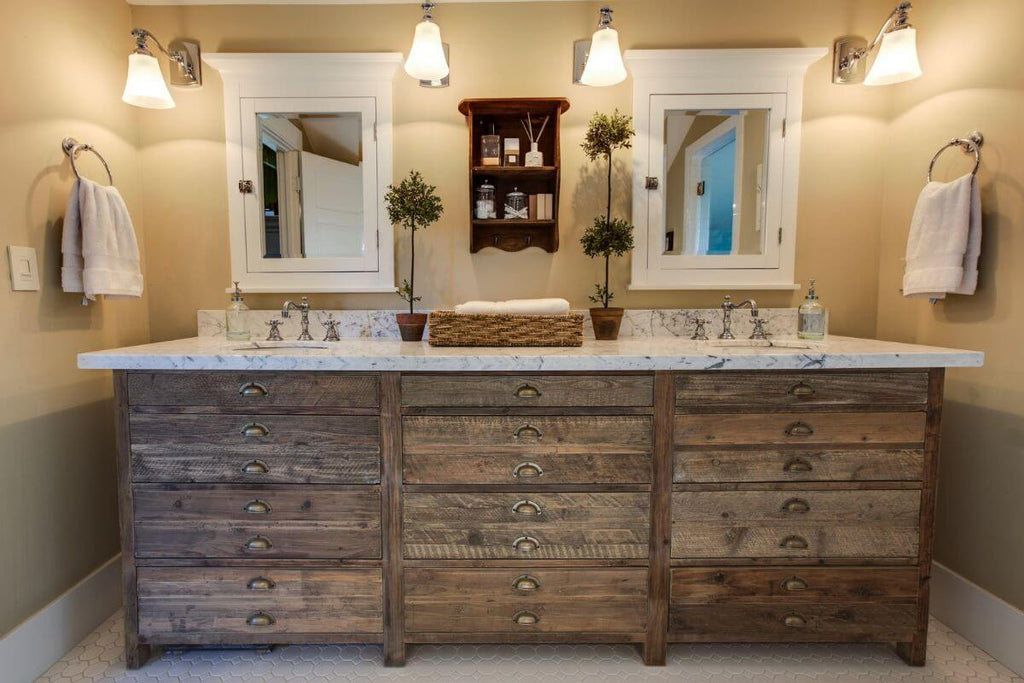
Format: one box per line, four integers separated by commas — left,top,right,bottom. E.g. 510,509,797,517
234,340,332,350
703,338,818,350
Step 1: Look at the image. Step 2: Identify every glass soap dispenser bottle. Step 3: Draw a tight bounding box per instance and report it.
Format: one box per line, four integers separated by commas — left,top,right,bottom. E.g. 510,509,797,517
225,281,251,341
797,278,827,341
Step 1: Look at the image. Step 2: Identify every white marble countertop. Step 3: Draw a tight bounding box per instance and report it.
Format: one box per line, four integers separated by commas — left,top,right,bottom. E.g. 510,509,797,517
77,335,983,372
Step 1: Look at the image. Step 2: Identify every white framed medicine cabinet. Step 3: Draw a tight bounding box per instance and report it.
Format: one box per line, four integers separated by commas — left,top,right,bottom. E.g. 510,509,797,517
203,53,401,293
625,48,826,290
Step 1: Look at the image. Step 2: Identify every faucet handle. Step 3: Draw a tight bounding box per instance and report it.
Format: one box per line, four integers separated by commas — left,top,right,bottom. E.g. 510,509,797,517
750,317,770,340
690,316,709,341
265,319,284,341
323,314,341,342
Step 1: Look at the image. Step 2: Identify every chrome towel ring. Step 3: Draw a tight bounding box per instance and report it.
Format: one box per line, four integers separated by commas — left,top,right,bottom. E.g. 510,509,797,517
61,137,114,185
927,131,983,182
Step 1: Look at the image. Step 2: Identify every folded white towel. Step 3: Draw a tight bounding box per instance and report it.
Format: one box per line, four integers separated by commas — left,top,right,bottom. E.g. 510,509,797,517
62,178,143,301
454,298,571,315
902,173,981,299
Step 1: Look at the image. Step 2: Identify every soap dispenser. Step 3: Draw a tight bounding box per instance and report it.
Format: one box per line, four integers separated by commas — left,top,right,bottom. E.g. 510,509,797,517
225,281,251,341
797,278,827,341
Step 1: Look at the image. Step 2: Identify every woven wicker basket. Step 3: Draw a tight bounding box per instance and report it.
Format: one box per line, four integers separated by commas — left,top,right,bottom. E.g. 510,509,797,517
427,311,584,347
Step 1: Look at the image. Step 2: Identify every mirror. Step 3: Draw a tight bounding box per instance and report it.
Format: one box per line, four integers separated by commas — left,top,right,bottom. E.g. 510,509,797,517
663,109,768,257
258,112,365,259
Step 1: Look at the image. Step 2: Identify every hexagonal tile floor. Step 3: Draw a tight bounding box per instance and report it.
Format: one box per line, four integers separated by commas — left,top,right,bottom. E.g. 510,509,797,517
37,611,1021,682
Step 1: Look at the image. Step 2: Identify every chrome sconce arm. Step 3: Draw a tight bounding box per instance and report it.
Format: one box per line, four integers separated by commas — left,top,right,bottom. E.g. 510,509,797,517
833,2,920,86
130,27,202,88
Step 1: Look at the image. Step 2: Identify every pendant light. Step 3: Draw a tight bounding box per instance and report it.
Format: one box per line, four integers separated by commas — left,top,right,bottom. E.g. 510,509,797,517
579,6,627,88
404,2,449,82
832,2,921,86
122,28,202,109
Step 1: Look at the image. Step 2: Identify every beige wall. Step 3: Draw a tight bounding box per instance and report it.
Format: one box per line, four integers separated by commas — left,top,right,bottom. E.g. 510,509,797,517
874,0,1024,609
130,0,891,341
0,0,149,634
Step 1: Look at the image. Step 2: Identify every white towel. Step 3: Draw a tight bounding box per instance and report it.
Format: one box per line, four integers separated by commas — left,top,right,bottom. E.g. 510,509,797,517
62,178,143,301
902,173,981,299
454,298,571,315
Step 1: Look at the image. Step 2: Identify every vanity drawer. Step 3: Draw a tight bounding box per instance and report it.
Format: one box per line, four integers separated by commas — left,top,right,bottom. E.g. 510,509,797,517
671,567,921,604
127,371,379,408
405,568,647,633
674,412,926,446
405,451,651,485
675,372,929,409
130,414,380,484
403,492,649,560
401,375,653,407
671,489,920,560
133,485,381,559
137,567,383,638
673,448,925,483
403,416,653,456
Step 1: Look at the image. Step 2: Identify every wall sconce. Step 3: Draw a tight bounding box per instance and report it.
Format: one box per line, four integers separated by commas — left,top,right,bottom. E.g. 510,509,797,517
833,2,922,86
122,28,202,109
573,6,627,87
404,2,450,83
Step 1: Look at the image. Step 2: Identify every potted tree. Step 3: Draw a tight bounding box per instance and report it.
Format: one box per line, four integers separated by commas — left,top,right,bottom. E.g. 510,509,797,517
580,110,636,340
384,170,443,341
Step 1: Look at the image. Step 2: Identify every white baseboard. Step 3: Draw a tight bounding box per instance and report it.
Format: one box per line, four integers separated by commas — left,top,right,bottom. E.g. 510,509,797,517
930,561,1024,676
0,554,122,683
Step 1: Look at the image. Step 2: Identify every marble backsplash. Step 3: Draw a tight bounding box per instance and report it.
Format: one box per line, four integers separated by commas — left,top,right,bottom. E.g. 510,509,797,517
198,308,800,341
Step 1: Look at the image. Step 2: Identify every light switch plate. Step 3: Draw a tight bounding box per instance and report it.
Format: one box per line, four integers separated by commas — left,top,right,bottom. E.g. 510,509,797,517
8,246,40,291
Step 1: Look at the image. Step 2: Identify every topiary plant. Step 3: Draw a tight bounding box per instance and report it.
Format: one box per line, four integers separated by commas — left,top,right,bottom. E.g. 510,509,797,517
384,170,443,314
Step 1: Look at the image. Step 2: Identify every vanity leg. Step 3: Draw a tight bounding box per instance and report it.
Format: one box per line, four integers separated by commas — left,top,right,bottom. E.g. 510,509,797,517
125,643,153,671
643,372,673,666
896,637,927,666
381,373,406,667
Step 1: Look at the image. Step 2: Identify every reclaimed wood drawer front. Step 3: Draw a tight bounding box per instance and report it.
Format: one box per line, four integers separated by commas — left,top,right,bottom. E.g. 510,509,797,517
403,416,653,456
403,492,650,559
671,490,920,559
675,372,929,408
405,568,647,633
405,451,650,485
669,603,918,642
134,486,381,559
127,372,379,408
401,375,653,407
137,567,382,636
675,412,926,446
671,567,921,604
674,448,925,483
130,414,380,484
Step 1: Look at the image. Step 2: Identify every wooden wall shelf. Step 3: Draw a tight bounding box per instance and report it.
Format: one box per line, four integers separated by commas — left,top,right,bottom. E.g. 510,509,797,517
459,98,570,253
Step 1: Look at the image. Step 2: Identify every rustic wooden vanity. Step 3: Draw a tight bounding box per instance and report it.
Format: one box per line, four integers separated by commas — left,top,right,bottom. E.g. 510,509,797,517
80,337,981,669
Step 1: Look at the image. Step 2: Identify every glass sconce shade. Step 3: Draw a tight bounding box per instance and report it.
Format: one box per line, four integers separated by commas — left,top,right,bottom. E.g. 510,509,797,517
122,52,175,109
404,20,449,81
865,27,922,86
580,26,627,87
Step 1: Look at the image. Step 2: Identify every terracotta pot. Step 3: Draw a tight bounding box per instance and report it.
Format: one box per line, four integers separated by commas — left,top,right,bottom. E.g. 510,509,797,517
589,307,624,341
396,313,428,342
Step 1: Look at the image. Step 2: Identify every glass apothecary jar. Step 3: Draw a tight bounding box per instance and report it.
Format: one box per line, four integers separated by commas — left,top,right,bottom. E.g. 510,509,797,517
475,180,496,219
504,187,528,220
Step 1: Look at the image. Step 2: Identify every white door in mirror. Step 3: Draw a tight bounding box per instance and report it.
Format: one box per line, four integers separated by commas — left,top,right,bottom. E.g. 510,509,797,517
7,246,39,291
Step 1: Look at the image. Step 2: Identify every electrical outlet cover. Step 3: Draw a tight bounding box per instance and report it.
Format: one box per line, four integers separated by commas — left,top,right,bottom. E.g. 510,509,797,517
7,245,40,291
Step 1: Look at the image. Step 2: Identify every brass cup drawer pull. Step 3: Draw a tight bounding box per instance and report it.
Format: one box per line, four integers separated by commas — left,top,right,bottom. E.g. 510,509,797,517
781,498,811,514
241,459,270,475
512,575,540,592
240,422,270,438
782,613,807,628
238,381,269,397
243,535,273,551
247,576,276,591
780,576,809,592
780,535,809,550
512,462,544,479
243,499,272,515
512,535,540,553
513,610,540,626
512,424,543,440
246,611,276,627
788,382,816,398
782,457,813,473
784,421,815,437
511,500,542,516
513,383,542,399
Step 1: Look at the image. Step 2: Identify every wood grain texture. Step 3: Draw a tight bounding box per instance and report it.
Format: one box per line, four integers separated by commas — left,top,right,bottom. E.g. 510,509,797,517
401,375,653,407
405,568,647,633
644,371,673,665
379,373,405,666
674,448,925,483
675,372,929,408
404,415,653,455
675,412,926,446
137,567,383,637
403,492,650,560
127,371,379,408
671,567,921,603
130,414,380,484
404,452,651,485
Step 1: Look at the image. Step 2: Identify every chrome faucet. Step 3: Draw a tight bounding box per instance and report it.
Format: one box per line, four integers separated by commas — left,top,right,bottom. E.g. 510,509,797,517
281,297,313,341
719,295,759,339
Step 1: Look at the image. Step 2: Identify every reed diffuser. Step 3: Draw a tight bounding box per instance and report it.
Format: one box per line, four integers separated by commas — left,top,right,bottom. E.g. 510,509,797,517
521,113,550,167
